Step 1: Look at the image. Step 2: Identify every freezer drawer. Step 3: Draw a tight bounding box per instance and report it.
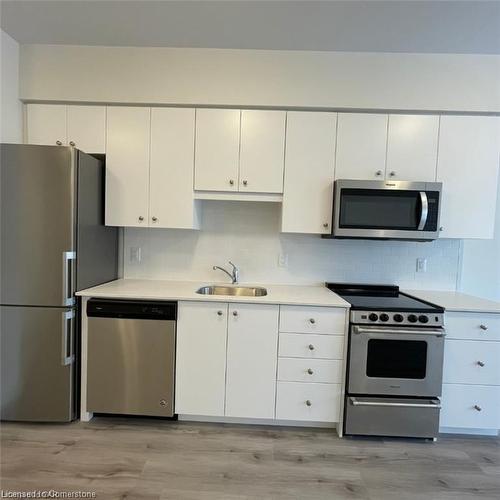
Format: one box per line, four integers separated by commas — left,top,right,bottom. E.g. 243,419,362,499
344,396,441,439
87,313,176,417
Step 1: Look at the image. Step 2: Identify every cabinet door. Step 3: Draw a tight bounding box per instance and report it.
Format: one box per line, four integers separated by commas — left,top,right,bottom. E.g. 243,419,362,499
239,110,286,193
194,109,240,191
225,303,279,418
150,108,199,229
26,104,67,146
105,107,150,227
386,115,439,181
175,302,228,416
335,113,388,180
67,106,106,154
281,112,336,234
437,116,500,239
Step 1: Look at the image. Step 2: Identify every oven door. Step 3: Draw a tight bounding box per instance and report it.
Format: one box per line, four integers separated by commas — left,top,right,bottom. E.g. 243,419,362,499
348,325,445,397
332,180,441,240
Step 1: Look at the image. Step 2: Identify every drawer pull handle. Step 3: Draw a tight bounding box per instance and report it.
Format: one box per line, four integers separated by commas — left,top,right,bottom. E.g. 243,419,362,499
233,311,238,317
305,400,312,407
477,361,485,367
229,179,235,185
307,368,314,375
217,310,223,316
309,318,316,324
474,405,482,412
308,344,315,351
479,324,488,331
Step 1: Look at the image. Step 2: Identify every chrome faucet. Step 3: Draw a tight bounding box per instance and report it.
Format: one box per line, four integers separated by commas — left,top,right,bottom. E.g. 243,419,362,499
213,261,239,284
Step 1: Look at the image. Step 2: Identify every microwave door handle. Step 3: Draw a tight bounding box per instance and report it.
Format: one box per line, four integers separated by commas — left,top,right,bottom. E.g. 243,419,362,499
418,191,428,230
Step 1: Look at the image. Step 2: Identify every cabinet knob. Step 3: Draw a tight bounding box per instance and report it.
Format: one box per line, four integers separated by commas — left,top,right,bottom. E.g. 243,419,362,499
138,216,144,222
233,310,238,317
439,227,444,232
389,171,396,177
69,141,75,147
305,400,312,407
479,324,488,331
229,179,234,185
309,318,316,324
308,344,315,351
375,170,383,176
152,216,158,222
473,405,482,412
323,223,329,228
307,368,314,375
242,180,248,186
56,140,63,146
477,361,485,367
217,310,223,316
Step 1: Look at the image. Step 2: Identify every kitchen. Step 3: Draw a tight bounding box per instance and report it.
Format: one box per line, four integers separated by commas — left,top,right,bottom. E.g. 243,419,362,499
1,1,500,499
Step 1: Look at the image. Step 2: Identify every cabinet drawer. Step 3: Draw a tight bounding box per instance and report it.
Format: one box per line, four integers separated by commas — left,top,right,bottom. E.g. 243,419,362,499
279,333,343,359
444,340,500,386
279,306,346,334
276,381,341,422
445,312,500,341
440,384,500,430
278,358,342,384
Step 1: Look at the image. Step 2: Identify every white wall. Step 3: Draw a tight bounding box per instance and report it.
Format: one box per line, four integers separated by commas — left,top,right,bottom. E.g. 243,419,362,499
1,30,22,143
124,201,461,290
19,44,500,112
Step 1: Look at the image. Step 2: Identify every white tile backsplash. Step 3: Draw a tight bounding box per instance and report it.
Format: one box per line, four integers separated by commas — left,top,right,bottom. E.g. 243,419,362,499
123,201,461,290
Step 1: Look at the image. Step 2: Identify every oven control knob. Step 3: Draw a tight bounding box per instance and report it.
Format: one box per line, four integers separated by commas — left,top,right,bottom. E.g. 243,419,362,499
418,315,429,324
379,313,389,322
393,314,404,323
368,313,379,322
408,314,418,323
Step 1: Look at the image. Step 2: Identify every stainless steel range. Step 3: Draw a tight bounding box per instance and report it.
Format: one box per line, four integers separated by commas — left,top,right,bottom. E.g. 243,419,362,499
327,283,445,440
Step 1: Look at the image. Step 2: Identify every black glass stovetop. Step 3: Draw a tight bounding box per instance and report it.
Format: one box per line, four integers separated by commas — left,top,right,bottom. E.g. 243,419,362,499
326,283,444,313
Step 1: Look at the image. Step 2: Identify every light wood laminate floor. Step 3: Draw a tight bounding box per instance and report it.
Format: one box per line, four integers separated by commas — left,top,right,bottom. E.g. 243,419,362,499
1,418,499,499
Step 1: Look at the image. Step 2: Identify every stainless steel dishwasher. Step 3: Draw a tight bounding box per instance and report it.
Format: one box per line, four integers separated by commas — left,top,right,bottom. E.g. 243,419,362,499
86,299,177,417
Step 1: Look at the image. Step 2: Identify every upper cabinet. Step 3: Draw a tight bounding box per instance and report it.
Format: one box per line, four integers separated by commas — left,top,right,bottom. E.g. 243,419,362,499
194,109,286,194
105,107,151,227
239,110,286,193
194,109,240,192
335,113,388,180
281,112,337,234
386,115,439,182
437,116,500,239
26,104,106,153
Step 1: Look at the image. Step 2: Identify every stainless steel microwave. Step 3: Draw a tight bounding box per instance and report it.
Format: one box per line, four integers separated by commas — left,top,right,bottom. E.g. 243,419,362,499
329,180,443,241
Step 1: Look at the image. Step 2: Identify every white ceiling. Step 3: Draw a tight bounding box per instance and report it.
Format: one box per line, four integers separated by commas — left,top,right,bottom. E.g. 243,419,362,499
1,0,499,54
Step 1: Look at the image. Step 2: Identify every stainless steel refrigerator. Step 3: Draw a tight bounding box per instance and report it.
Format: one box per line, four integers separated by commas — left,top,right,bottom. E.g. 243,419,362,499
0,144,118,422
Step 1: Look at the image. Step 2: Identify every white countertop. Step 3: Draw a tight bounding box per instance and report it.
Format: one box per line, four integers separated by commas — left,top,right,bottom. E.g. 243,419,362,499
405,289,500,314
76,279,350,308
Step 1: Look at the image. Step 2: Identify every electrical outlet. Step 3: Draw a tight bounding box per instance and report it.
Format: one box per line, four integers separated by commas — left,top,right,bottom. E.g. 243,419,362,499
130,247,142,263
278,253,289,268
416,258,427,273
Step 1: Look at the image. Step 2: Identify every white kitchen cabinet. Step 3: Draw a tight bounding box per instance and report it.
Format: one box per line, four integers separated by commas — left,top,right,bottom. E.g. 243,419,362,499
175,302,228,417
27,104,106,153
149,108,200,229
225,303,279,418
66,105,106,153
437,116,500,239
105,106,150,227
277,358,343,384
194,109,240,192
239,110,286,193
335,113,388,180
278,333,344,360
386,114,439,181
279,306,347,335
26,104,67,146
281,112,337,234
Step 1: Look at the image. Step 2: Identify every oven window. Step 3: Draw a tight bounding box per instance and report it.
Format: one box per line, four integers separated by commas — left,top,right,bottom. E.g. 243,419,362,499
366,339,427,379
339,189,420,230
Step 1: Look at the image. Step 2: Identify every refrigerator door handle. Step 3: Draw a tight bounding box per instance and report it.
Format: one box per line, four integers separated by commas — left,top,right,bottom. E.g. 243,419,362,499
61,310,75,366
62,251,76,306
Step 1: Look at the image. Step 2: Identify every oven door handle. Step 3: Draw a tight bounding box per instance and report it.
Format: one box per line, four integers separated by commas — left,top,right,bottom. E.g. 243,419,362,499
352,326,445,337
349,397,441,409
418,191,428,230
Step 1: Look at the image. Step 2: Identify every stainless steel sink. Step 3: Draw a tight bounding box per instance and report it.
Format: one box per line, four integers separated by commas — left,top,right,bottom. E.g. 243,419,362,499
196,285,268,297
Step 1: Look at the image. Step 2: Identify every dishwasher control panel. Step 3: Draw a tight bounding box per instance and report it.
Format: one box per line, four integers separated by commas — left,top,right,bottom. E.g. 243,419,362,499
87,299,177,320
